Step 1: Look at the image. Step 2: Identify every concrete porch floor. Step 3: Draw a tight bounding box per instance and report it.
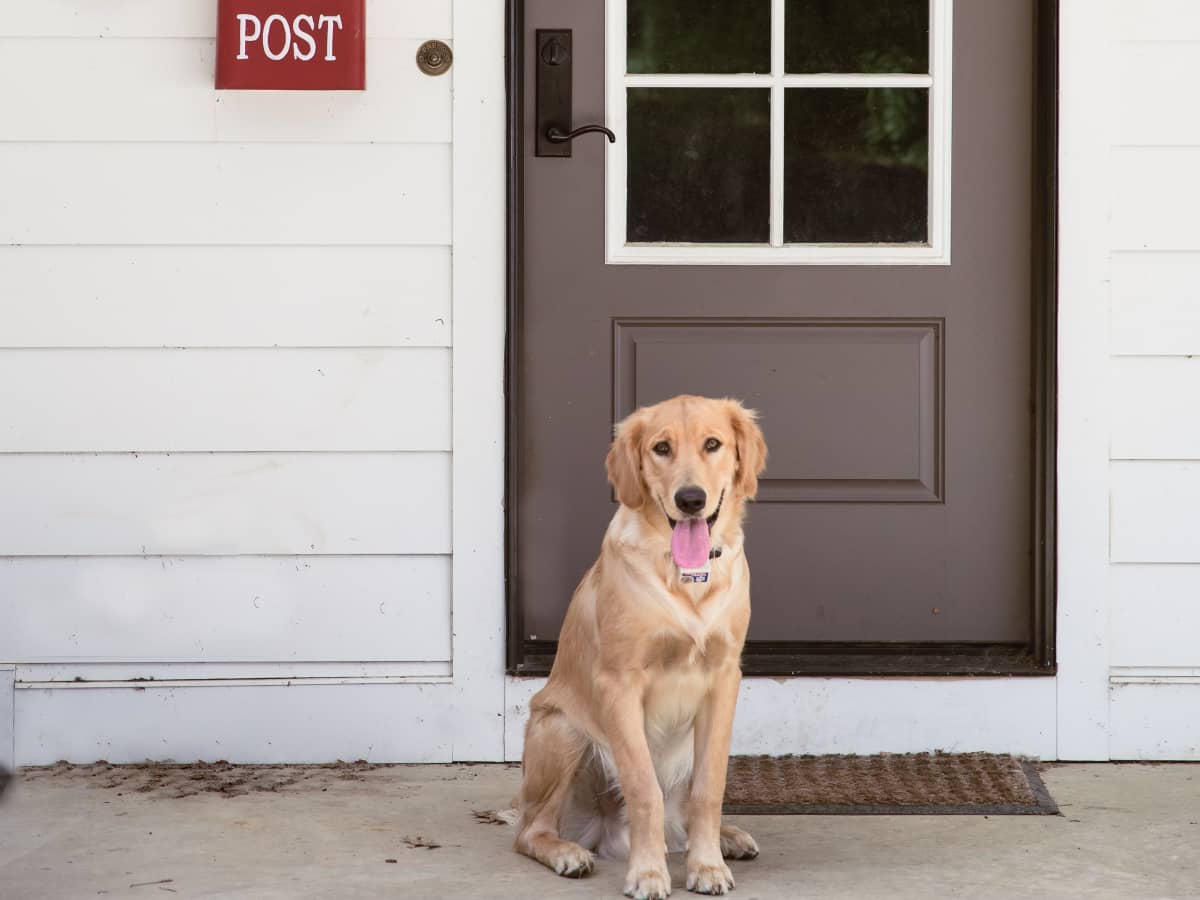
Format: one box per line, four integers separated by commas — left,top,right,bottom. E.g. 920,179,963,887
0,763,1197,900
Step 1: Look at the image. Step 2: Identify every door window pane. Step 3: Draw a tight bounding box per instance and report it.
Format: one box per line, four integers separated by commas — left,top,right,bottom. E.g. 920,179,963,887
611,0,948,260
628,88,770,243
628,0,771,74
784,88,928,243
786,0,929,73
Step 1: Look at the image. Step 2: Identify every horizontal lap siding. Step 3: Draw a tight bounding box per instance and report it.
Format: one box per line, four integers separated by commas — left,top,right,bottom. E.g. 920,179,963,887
0,39,450,143
1111,253,1200,356
1113,2,1200,42
1114,44,1200,146
1111,566,1200,668
1106,28,1200,687
1112,149,1200,251
1,4,455,674
0,246,450,348
0,556,451,663
0,453,450,556
1111,462,1200,574
0,349,450,451
1111,358,1200,459
1,144,450,245
0,1,450,39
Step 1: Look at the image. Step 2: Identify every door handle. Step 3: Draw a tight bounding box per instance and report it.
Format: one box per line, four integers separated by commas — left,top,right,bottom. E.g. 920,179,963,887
546,124,617,146
535,29,613,157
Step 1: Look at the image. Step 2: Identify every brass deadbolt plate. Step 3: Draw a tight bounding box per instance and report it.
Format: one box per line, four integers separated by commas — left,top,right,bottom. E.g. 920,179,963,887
417,40,453,76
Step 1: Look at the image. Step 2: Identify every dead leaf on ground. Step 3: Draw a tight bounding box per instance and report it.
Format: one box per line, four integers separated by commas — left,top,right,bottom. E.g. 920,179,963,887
472,809,510,825
402,834,441,850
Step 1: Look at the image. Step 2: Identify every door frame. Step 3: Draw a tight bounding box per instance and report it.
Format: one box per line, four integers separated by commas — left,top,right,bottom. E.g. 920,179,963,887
505,0,1059,677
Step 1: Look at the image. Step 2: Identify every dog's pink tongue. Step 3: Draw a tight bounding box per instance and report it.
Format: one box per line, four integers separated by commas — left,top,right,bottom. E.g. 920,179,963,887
671,518,710,569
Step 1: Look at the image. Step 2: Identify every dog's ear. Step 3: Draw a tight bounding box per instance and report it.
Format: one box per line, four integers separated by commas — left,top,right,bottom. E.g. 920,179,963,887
727,400,768,500
606,410,647,509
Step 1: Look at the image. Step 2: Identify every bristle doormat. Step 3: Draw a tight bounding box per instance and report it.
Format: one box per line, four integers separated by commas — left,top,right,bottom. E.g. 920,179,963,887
723,753,1058,816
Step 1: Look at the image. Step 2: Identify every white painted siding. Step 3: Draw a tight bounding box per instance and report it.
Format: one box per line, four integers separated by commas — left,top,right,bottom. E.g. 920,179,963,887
0,0,450,39
0,556,451,664
1111,0,1200,42
0,453,450,556
0,246,450,348
1111,253,1200,355
1,144,450,245
0,39,450,143
1088,0,1200,757
0,349,450,452
0,0,457,764
1110,567,1200,668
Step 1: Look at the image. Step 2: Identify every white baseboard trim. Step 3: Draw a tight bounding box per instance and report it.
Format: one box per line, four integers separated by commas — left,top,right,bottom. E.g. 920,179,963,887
14,679,456,765
505,676,1059,761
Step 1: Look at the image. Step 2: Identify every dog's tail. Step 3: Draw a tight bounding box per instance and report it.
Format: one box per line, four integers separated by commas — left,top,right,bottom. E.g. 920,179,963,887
0,766,12,803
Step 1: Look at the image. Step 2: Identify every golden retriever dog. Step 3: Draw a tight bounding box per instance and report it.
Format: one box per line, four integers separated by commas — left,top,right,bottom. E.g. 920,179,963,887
513,395,767,899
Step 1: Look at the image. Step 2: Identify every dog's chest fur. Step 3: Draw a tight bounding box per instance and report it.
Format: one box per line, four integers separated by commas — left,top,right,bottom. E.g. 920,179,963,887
645,656,710,737
636,634,730,793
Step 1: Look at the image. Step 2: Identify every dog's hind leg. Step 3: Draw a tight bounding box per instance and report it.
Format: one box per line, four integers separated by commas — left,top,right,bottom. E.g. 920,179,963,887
514,704,594,878
719,823,759,860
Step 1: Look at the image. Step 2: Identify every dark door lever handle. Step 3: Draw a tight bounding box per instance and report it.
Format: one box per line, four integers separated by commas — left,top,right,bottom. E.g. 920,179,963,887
546,124,617,145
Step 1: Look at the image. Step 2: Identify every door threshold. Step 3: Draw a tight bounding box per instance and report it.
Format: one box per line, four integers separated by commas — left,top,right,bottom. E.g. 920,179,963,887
512,640,1055,678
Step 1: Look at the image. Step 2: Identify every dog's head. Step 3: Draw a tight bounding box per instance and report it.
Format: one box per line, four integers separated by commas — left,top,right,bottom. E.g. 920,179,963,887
606,396,767,563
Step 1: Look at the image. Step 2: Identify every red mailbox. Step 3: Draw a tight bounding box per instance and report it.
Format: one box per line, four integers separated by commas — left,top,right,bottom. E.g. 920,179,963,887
215,0,365,91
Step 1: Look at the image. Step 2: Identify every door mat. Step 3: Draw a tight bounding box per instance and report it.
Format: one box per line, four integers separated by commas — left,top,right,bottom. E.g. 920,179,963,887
723,753,1058,815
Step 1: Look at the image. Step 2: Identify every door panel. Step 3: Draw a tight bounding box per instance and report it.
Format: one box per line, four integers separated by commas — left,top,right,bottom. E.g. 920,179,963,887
513,0,1048,671
614,319,941,503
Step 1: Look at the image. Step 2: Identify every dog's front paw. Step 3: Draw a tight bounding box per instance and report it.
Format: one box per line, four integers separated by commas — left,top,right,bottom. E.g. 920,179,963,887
624,863,672,900
719,824,759,860
686,859,735,895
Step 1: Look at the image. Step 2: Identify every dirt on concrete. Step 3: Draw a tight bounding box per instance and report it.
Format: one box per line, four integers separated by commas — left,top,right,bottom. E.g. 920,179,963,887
19,759,389,799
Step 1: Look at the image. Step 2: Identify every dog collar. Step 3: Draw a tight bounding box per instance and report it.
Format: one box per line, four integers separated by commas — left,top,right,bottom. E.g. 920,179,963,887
664,545,723,561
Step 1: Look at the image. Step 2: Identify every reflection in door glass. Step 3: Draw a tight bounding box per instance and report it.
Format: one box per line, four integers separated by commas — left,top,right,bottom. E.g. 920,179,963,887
628,88,770,243
786,0,929,73
627,0,771,74
784,88,928,243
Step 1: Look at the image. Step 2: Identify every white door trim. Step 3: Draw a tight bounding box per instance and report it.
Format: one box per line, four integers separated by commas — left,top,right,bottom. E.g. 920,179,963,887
449,0,508,761
1054,0,1113,761
498,0,1114,764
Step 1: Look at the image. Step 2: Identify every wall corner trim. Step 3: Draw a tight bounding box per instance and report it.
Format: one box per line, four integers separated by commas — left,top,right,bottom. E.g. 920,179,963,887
0,666,15,774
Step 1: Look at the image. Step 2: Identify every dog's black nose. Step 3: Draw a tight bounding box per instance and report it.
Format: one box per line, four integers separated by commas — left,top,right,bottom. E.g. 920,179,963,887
674,486,707,516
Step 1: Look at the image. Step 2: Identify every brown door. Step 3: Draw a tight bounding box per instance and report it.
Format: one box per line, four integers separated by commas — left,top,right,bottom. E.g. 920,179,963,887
511,0,1053,674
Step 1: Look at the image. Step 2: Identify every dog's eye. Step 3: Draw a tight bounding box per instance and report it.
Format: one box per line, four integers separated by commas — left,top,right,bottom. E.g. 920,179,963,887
652,441,671,457
704,438,722,453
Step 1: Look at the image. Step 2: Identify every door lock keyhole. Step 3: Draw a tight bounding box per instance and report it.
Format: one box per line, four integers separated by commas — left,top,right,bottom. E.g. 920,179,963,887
541,37,570,67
